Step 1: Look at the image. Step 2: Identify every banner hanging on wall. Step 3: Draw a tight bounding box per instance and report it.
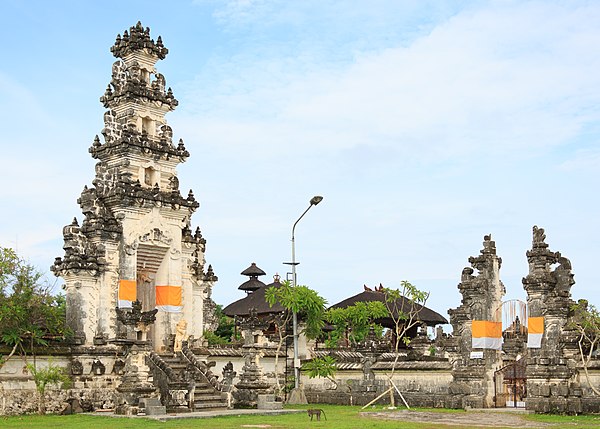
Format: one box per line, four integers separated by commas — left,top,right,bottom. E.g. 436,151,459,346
527,316,544,348
118,279,136,308
155,285,182,313
472,320,503,350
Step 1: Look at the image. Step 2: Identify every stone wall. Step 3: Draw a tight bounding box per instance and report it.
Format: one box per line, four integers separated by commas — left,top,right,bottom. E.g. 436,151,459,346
0,353,123,415
303,364,453,407
0,387,116,416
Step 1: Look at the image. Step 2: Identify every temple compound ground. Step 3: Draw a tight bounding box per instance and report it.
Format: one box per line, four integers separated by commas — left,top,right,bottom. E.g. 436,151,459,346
0,22,599,416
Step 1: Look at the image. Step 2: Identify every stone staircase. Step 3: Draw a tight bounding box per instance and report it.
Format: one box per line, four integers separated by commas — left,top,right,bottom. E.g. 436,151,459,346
148,351,228,413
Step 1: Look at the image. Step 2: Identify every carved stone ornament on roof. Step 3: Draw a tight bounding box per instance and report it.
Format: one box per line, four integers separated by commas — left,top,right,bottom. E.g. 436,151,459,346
533,225,547,248
139,227,172,246
116,300,158,327
90,126,190,163
110,22,169,60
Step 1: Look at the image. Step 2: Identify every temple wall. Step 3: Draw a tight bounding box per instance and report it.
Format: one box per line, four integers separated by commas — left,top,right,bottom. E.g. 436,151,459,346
303,366,453,407
0,351,125,415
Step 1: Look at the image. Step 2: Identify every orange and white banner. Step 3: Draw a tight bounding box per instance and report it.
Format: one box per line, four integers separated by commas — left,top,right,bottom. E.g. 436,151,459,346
527,316,544,348
118,279,136,308
155,285,182,313
472,320,502,350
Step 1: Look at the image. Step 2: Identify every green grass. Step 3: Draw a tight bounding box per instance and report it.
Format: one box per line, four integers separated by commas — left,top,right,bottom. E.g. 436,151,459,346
1,405,599,429
526,412,600,427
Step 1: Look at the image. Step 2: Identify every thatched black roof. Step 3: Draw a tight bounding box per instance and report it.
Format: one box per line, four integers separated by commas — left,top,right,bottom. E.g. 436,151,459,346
240,263,266,277
238,278,266,292
237,263,267,292
223,280,286,317
329,289,448,326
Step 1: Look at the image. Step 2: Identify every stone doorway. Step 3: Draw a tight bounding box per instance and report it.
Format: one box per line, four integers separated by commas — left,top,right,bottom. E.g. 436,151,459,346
494,360,526,408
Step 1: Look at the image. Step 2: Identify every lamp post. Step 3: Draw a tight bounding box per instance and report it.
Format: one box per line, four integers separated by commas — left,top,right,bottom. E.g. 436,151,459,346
287,195,323,392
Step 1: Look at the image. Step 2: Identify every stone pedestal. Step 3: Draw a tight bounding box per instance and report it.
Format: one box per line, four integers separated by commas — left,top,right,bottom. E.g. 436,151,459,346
286,387,308,405
233,347,271,407
115,344,159,415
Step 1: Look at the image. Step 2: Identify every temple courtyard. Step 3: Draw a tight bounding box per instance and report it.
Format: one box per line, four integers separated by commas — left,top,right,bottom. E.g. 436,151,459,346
2,406,600,428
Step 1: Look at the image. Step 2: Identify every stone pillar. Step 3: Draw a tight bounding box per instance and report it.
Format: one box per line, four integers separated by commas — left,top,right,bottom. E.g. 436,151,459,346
448,234,505,408
523,226,581,414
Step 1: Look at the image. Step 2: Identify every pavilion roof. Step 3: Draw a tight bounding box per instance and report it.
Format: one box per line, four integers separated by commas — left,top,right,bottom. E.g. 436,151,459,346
223,281,285,317
329,289,448,326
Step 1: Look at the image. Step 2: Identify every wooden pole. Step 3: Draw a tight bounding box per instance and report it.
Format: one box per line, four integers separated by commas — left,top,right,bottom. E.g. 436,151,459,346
361,387,393,409
388,377,410,409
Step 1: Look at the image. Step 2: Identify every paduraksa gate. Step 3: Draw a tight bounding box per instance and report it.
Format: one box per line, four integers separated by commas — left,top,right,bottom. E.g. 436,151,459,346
51,22,218,352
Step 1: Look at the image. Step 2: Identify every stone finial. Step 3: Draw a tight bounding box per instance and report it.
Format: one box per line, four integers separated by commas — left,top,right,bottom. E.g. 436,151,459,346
204,264,218,282
532,225,547,248
187,189,195,202
110,22,168,60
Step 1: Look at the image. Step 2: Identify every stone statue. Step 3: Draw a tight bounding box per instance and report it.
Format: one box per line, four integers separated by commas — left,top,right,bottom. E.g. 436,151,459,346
533,225,546,246
174,319,188,352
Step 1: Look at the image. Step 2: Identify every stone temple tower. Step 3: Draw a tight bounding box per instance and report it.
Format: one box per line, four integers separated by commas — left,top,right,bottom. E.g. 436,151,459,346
52,22,218,351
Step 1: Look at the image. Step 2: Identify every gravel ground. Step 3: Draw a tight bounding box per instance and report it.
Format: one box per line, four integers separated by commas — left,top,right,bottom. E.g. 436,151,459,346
360,410,555,428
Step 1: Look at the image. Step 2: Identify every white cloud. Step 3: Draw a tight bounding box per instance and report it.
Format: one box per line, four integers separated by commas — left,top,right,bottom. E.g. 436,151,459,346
175,1,600,167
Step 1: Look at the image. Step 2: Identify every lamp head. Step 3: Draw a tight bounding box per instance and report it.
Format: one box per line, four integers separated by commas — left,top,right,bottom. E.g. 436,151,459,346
310,195,323,206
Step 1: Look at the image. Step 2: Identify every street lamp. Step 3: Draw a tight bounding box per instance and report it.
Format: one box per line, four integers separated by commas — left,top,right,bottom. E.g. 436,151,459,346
287,195,323,392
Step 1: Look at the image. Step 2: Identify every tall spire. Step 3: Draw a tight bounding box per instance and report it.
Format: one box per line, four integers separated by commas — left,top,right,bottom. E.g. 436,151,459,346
110,21,168,60
52,23,216,348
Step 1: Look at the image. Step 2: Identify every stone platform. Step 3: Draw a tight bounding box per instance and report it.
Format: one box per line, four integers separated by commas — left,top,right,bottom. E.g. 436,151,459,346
87,408,303,422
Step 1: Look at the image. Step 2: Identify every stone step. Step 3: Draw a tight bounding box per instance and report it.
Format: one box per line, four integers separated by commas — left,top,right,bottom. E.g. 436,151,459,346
168,364,188,370
194,384,213,390
193,394,223,402
193,402,229,410
194,385,216,395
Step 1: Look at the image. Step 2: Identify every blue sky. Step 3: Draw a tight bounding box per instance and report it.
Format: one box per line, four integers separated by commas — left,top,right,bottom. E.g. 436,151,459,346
1,0,599,321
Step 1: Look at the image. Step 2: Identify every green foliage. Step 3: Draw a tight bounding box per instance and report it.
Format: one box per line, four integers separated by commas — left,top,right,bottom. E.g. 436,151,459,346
265,280,327,339
203,330,230,345
26,359,71,414
303,355,338,382
325,301,387,346
209,304,236,343
27,360,71,394
569,300,600,396
0,247,68,365
383,281,429,348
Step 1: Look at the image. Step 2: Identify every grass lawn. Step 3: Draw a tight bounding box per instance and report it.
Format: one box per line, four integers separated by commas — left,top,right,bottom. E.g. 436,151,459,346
1,405,600,429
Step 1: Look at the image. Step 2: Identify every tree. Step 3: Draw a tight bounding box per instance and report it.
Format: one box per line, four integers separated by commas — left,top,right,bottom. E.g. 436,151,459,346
325,301,388,347
569,300,600,396
0,247,68,369
265,280,327,394
302,355,338,387
26,359,71,414
204,304,237,345
382,281,429,408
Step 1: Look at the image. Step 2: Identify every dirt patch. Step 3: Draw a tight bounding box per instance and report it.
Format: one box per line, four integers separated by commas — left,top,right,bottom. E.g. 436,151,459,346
361,410,555,428
241,426,274,428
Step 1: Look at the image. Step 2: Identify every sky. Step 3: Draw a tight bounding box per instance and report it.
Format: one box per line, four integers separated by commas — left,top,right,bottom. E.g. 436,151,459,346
1,0,599,324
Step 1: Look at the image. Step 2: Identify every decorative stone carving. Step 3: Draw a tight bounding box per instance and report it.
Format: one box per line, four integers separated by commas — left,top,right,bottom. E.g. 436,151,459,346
91,359,106,376
71,359,84,376
447,234,505,409
173,319,188,353
52,21,218,349
523,226,581,414
113,359,126,375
